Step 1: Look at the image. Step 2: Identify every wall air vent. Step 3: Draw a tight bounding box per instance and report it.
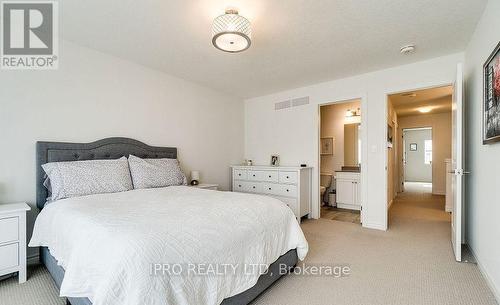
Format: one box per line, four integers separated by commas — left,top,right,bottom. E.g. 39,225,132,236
275,100,291,110
275,96,310,110
291,96,310,107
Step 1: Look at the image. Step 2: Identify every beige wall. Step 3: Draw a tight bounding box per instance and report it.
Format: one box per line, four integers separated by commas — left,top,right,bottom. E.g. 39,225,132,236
320,100,360,178
397,111,452,195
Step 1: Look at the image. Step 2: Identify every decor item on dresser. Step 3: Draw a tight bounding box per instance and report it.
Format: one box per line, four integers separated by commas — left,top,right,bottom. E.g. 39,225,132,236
270,155,280,166
244,159,253,166
0,203,30,283
190,170,200,185
320,137,334,155
231,165,312,223
483,41,500,144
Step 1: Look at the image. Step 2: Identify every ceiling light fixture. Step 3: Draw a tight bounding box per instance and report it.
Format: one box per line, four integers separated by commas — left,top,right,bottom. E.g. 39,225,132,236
419,107,432,113
212,9,251,53
400,45,416,55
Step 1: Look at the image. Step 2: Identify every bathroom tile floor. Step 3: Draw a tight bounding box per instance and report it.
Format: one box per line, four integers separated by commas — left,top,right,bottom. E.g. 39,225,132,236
320,205,361,224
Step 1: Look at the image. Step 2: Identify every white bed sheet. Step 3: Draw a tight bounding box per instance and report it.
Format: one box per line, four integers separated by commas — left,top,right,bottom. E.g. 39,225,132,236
29,186,308,305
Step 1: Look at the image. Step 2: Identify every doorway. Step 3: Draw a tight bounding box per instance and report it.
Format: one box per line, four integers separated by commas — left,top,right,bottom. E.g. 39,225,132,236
319,99,362,224
403,127,433,191
386,85,454,232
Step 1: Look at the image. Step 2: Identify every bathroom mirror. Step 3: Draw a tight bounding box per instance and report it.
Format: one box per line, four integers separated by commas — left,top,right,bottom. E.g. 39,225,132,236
344,123,361,166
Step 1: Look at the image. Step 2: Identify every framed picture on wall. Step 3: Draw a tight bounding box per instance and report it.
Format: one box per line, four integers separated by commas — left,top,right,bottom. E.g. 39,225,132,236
320,137,334,155
409,143,417,151
270,155,280,166
483,41,500,144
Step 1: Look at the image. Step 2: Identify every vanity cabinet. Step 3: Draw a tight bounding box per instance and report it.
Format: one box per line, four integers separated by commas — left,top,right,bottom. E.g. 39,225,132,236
335,172,361,210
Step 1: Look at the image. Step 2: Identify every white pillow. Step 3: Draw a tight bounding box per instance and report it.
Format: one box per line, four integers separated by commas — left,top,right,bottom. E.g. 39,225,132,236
42,157,133,201
128,155,187,189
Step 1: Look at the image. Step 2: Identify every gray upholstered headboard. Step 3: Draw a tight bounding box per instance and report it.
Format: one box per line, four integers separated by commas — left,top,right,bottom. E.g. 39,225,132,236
36,137,177,210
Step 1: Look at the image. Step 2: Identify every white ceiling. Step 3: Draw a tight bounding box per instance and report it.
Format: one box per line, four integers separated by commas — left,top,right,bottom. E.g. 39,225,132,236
60,0,487,98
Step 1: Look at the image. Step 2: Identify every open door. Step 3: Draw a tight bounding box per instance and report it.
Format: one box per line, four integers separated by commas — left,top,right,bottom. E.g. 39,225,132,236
451,63,465,262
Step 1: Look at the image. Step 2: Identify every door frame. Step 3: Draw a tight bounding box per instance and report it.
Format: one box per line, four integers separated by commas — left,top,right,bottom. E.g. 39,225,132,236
384,82,453,229
317,95,368,226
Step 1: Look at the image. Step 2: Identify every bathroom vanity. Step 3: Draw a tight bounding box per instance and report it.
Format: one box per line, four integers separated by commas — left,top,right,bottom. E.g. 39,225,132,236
335,169,361,210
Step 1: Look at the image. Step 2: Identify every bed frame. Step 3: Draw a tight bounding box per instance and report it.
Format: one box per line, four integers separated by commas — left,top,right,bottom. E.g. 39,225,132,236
35,137,298,305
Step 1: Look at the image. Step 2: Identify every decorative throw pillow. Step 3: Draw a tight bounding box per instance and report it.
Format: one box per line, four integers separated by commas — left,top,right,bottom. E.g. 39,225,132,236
42,157,133,201
127,155,187,189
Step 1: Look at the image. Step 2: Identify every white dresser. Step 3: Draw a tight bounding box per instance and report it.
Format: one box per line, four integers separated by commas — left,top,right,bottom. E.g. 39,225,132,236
0,203,30,283
335,171,361,210
231,166,312,222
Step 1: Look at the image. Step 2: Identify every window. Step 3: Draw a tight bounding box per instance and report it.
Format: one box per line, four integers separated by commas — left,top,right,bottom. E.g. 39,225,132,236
424,140,432,164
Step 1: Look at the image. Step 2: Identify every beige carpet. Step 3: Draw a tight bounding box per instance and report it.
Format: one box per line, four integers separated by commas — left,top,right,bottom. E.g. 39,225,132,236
0,187,497,305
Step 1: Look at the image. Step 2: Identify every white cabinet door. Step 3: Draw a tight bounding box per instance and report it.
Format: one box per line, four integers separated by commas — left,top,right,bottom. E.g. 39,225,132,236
336,179,354,205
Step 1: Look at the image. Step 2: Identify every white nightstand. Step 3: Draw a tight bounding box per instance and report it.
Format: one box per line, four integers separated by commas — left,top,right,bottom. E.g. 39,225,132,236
0,203,30,283
189,184,219,190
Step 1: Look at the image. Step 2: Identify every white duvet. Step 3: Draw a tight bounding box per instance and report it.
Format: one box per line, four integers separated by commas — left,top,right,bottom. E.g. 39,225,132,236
29,186,308,305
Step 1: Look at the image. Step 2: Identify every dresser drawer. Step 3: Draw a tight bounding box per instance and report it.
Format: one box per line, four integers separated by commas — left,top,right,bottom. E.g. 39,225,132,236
0,243,19,270
233,181,248,192
261,171,279,182
247,170,263,181
276,184,297,197
246,182,263,193
262,183,280,196
279,171,298,184
282,198,298,215
233,169,247,180
0,217,19,244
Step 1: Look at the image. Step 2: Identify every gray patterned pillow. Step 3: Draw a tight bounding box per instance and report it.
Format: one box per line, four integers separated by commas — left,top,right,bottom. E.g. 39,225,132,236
42,157,133,201
128,155,187,189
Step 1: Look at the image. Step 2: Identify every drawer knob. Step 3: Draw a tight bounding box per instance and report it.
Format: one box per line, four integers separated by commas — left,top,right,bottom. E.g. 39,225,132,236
268,188,272,190
286,176,289,179
286,189,289,192
268,175,272,178
253,174,256,177
238,174,241,176
238,185,241,187
253,186,256,189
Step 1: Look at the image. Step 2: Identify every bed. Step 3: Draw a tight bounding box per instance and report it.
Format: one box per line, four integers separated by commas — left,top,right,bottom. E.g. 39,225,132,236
31,138,308,305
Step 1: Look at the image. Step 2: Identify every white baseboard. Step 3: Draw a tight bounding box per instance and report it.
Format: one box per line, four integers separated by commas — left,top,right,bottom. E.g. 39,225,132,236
388,199,394,210
363,222,387,231
469,246,500,304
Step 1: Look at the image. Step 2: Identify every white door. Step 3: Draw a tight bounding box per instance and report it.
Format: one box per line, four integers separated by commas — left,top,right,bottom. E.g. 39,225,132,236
451,63,465,262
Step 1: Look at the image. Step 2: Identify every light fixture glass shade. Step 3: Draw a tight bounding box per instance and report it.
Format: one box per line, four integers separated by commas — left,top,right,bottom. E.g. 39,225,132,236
212,9,251,53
